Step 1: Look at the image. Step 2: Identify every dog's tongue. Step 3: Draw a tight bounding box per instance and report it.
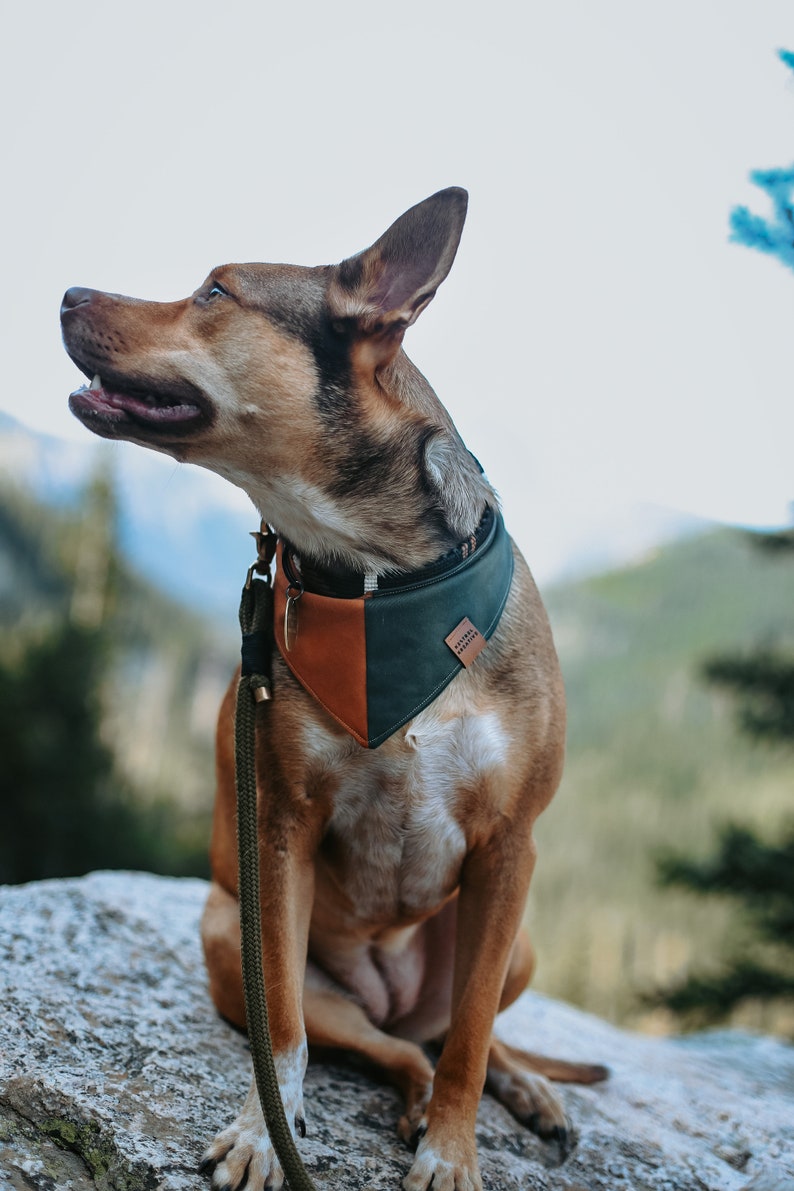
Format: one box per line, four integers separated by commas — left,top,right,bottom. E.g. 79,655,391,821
73,374,201,424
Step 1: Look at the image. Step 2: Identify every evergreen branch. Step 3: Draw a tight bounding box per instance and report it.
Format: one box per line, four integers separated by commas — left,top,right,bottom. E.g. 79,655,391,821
742,528,794,554
702,652,794,742
728,51,794,272
651,959,794,1022
657,822,794,901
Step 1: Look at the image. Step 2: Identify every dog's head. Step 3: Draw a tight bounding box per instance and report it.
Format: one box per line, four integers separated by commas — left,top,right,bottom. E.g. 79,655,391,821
61,188,490,567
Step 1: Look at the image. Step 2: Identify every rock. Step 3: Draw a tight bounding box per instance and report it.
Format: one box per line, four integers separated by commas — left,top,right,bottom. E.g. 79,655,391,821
0,872,792,1191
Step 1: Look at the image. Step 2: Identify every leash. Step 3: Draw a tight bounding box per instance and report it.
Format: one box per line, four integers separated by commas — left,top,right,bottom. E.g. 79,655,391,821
235,525,319,1191
232,510,510,1185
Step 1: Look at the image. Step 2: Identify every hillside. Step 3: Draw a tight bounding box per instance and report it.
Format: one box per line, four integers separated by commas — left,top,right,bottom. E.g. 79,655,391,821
530,530,794,1032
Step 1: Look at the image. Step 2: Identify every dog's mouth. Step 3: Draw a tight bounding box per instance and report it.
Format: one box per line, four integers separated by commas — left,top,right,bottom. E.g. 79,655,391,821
68,372,211,439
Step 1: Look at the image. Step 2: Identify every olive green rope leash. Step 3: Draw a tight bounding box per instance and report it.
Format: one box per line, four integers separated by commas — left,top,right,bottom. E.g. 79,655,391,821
235,529,319,1191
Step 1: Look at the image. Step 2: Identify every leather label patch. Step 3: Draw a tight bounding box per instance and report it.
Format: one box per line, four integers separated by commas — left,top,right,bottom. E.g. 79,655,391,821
444,617,487,668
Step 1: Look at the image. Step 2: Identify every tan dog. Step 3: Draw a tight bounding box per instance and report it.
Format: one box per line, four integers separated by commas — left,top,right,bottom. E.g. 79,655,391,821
61,188,606,1191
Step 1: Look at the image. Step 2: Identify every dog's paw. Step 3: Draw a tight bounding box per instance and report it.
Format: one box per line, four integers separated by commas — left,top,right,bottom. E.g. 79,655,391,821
200,1116,285,1191
199,1076,306,1191
487,1067,574,1156
397,1078,433,1147
402,1131,482,1191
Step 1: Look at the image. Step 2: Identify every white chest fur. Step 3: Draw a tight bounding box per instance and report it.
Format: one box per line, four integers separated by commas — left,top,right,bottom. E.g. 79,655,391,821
305,692,511,925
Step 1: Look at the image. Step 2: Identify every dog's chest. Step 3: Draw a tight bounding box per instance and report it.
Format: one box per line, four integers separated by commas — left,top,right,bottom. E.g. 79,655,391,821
305,700,510,922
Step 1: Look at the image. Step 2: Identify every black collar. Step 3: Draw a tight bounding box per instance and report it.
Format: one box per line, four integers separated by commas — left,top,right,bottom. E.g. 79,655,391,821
281,505,495,599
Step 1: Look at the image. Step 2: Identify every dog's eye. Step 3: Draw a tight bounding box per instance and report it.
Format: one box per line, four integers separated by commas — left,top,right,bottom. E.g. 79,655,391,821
208,281,229,298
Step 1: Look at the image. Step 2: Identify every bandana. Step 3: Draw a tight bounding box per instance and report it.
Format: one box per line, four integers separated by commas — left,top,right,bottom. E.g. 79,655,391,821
273,507,514,748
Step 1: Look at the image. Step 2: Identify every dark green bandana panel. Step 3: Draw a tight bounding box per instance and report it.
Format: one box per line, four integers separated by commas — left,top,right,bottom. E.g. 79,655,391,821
363,511,514,747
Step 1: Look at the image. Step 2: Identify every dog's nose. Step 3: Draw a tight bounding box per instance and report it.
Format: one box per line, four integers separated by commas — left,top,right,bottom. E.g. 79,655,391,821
61,287,97,315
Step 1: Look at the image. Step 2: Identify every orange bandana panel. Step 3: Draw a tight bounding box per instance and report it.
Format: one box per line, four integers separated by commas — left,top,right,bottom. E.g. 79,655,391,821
273,510,514,748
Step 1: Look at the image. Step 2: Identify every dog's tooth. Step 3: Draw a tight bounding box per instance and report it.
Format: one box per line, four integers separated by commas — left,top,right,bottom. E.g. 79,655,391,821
91,373,102,390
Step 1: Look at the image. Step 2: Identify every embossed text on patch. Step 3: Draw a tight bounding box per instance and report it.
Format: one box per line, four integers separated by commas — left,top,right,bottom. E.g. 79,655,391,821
444,617,487,667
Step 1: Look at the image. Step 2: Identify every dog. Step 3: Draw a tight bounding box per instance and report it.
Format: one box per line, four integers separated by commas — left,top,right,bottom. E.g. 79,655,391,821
61,187,606,1191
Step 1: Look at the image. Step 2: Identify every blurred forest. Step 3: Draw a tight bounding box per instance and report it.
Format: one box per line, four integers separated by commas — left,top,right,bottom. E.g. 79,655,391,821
650,530,794,1029
530,529,794,1036
0,466,235,884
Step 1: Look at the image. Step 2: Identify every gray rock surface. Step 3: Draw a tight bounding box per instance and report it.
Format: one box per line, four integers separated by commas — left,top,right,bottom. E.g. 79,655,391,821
1,872,792,1191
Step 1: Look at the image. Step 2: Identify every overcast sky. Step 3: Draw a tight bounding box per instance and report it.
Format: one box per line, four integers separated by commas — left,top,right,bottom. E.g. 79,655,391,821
2,0,793,580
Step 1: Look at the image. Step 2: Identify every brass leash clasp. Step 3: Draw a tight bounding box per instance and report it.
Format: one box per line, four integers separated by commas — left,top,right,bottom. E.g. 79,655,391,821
246,521,278,590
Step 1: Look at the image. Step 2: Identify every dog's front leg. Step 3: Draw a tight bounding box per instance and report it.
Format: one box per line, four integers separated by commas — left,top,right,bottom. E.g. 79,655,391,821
403,827,538,1191
201,805,317,1191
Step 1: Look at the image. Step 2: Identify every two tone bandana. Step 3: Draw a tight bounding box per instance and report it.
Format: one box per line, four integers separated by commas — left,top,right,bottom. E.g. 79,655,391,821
273,507,514,748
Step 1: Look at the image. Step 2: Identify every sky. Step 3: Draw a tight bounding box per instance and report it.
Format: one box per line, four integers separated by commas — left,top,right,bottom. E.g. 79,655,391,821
2,0,793,582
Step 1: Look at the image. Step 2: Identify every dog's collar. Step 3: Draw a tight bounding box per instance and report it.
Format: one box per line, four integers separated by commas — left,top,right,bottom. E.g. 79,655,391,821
273,507,514,748
281,506,496,600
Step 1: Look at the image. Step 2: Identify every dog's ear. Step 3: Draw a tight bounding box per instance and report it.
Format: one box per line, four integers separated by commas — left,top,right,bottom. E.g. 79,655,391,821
328,187,468,368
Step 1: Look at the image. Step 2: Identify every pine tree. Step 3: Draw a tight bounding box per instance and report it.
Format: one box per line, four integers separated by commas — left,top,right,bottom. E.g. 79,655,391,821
729,52,794,273
0,617,131,882
656,817,794,1025
701,531,794,745
653,530,794,1027
653,58,794,1027
0,462,172,882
